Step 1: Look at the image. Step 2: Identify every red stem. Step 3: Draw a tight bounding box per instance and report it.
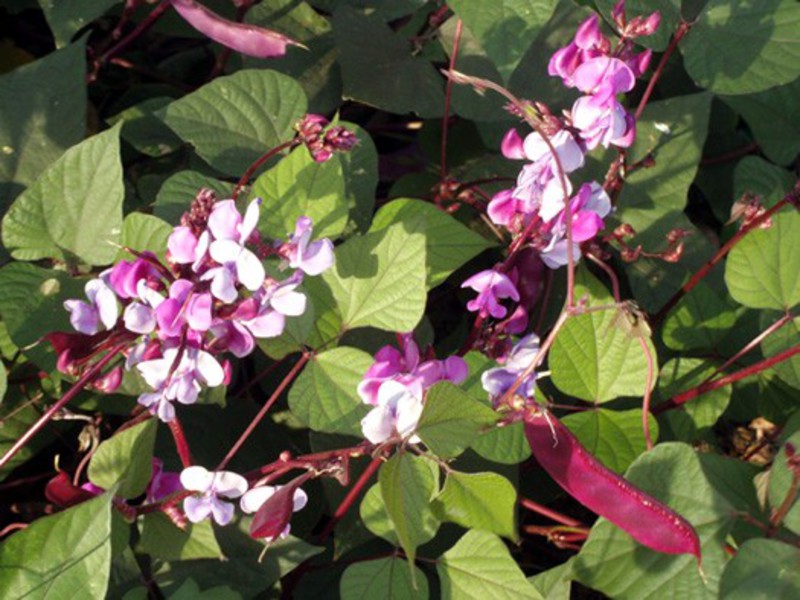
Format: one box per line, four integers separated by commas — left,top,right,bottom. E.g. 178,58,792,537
635,21,691,121
216,353,310,470
231,139,299,201
653,188,800,325
520,496,584,528
440,19,463,184
655,343,800,413
0,345,126,470
318,454,384,542
93,1,171,73
168,418,193,468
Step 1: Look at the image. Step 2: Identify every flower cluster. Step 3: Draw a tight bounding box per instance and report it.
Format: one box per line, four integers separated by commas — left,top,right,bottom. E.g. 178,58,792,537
59,189,334,422
180,465,307,535
357,334,468,444
295,114,358,163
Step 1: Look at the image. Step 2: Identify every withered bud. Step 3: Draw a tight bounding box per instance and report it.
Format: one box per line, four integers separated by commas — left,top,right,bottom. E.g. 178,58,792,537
181,188,218,235
614,223,636,239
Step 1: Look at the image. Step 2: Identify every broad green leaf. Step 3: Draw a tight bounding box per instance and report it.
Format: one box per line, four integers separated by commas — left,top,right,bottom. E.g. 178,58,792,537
323,221,427,332
562,409,658,474
0,492,113,599
167,578,243,600
3,123,124,265
288,346,372,435
257,298,315,360
733,156,797,205
656,358,731,438
160,70,307,176
416,382,498,458
661,281,742,351
725,212,800,310
138,514,223,561
761,313,800,390
723,78,800,165
433,471,518,541
88,419,158,498
252,145,348,239
332,8,444,117
370,199,494,288
117,213,172,262
108,97,182,158
573,443,736,599
0,261,84,351
378,453,440,565
448,0,558,80
613,92,714,312
339,122,378,233
680,0,800,95
0,40,86,209
528,560,573,600
437,530,543,599
550,307,656,403
767,431,800,535
719,539,800,599
39,0,121,47
340,557,427,600
471,421,531,465
154,171,233,225
359,484,398,545
244,0,341,113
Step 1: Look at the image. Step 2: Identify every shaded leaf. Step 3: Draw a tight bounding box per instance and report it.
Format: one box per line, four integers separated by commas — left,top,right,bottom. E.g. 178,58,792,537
340,557,427,600
88,419,158,498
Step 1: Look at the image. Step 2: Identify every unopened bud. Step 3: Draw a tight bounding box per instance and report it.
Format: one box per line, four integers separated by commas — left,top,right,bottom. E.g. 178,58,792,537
614,223,636,239
661,242,684,263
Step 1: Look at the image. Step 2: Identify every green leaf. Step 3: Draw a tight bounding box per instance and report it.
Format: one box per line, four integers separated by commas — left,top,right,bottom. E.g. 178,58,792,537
332,8,444,117
88,418,158,498
448,0,558,80
550,307,656,403
39,0,121,47
725,211,800,310
3,123,124,265
340,557,427,600
154,171,233,225
723,78,800,165
117,213,172,262
323,221,427,332
437,530,543,599
761,313,800,390
613,92,714,312
734,156,797,204
573,443,736,599
378,453,440,564
0,391,60,481
768,431,800,535
288,347,373,435
338,121,378,233
656,358,731,437
471,421,531,465
661,281,742,351
680,0,800,95
0,363,6,403
370,199,494,288
0,492,113,599
160,70,307,176
416,382,498,459
108,97,182,159
167,578,243,600
433,471,518,541
359,484,398,546
257,298,315,360
138,514,223,561
562,409,658,474
252,145,348,240
0,39,86,209
720,539,800,599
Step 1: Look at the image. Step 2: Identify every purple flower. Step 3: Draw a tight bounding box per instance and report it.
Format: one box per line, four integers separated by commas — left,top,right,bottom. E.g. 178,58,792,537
240,485,308,541
147,458,182,503
360,380,424,445
123,280,166,335
63,273,118,335
180,466,248,526
462,269,520,319
136,346,225,422
573,56,636,98
481,333,540,402
548,14,609,87
283,216,334,276
237,274,307,338
571,94,634,150
109,256,160,299
155,279,213,337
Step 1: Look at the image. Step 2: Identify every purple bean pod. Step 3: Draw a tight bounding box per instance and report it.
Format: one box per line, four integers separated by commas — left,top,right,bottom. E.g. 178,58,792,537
249,473,311,539
523,408,701,560
170,0,304,59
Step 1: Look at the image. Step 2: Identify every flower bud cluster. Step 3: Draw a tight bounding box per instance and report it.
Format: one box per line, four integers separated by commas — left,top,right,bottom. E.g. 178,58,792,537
59,189,334,422
295,114,358,163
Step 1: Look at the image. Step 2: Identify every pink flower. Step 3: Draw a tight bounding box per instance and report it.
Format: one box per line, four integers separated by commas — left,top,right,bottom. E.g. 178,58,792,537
180,466,248,526
360,380,424,445
548,14,610,87
63,273,118,335
462,269,520,319
572,95,634,150
282,216,334,276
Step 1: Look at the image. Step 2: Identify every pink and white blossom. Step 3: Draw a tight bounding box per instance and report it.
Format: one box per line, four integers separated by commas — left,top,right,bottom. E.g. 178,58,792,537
462,269,520,319
63,273,118,335
180,466,248,526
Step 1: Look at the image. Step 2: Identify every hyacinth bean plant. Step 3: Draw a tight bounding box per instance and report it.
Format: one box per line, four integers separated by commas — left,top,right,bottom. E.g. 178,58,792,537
1,0,800,598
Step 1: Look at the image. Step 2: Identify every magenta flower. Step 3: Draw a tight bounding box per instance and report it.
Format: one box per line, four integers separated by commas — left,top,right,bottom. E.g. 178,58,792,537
360,380,424,445
63,274,118,335
571,94,634,150
548,14,609,87
180,466,248,526
155,279,213,337
108,256,160,299
147,458,182,503
283,216,334,276
237,275,308,339
462,269,520,319
573,56,636,98
240,484,308,542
